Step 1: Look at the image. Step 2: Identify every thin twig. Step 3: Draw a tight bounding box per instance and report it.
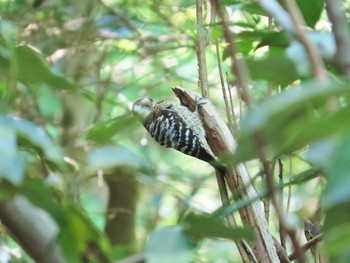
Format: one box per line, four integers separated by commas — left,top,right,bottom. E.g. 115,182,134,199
325,0,350,77
206,0,216,46
213,0,253,107
264,158,274,225
289,234,323,261
216,42,234,133
278,158,286,249
225,72,237,132
196,0,209,98
287,156,292,212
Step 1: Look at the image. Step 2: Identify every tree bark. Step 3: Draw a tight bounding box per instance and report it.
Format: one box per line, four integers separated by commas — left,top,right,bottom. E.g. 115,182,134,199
104,170,139,249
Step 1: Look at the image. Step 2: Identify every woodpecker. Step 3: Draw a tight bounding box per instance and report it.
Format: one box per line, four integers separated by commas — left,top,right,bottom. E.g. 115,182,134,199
132,97,224,171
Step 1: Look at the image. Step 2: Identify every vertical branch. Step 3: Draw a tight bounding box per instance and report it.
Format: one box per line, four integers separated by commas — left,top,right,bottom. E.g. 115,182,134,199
325,0,350,77
278,159,286,249
196,0,209,98
215,171,251,262
215,42,234,133
105,171,139,248
264,160,272,225
225,72,238,131
287,157,293,213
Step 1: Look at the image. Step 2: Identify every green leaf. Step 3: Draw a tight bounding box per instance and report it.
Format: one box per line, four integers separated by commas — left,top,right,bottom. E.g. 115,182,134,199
234,80,350,163
306,139,337,169
324,203,350,262
14,45,74,90
145,226,196,263
0,125,24,184
296,0,324,28
324,135,350,207
85,114,138,144
0,115,64,169
37,85,62,119
182,213,255,241
0,20,18,47
256,31,289,50
59,202,109,263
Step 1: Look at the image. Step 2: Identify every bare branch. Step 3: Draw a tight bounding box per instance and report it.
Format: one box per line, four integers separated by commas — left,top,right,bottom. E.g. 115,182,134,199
325,0,350,77
215,42,234,133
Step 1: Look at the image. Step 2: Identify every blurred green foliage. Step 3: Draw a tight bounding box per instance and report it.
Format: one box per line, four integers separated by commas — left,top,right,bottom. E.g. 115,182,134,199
0,0,349,262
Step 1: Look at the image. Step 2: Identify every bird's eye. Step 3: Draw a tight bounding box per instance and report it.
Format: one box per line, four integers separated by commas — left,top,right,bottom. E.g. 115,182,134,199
165,105,173,109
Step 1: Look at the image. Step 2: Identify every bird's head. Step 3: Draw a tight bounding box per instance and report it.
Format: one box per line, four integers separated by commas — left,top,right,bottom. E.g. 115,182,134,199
132,97,157,120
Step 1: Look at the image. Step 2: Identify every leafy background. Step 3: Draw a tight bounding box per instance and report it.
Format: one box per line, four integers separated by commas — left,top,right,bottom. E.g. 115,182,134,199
0,0,350,262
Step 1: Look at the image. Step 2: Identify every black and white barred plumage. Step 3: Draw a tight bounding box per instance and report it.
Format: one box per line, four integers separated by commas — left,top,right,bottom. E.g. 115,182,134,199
132,97,216,164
